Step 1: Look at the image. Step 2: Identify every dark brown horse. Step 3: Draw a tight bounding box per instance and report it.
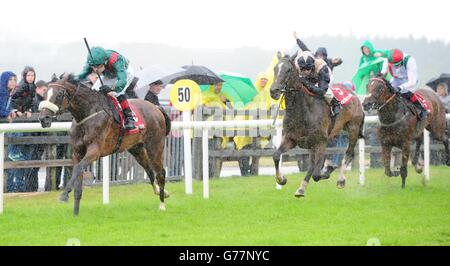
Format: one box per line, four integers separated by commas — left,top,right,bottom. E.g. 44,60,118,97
362,76,450,188
39,74,171,215
270,53,364,197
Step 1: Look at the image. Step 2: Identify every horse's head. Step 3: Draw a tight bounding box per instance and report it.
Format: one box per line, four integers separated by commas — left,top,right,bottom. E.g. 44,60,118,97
362,75,393,112
270,51,297,100
39,73,79,128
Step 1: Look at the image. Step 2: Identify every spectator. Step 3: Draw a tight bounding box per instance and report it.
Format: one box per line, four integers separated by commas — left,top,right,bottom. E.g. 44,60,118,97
202,82,229,109
430,82,450,165
436,82,450,113
144,80,163,106
0,71,16,122
11,66,35,116
8,66,36,161
24,80,48,191
234,72,274,176
0,71,27,192
201,82,231,177
7,67,37,192
352,40,388,95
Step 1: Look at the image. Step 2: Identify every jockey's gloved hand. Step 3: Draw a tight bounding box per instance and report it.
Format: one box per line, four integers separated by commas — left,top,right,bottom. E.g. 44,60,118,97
299,78,319,94
71,76,80,83
390,86,402,95
99,85,112,93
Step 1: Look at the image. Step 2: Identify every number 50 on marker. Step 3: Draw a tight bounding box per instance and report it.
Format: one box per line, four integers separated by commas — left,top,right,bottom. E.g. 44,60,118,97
170,79,202,111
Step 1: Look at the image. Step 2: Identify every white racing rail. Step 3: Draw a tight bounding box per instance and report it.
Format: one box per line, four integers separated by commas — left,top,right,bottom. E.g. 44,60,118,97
1,114,449,214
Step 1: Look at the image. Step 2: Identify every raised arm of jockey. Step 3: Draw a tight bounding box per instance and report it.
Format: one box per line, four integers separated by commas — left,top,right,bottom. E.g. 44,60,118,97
293,31,311,52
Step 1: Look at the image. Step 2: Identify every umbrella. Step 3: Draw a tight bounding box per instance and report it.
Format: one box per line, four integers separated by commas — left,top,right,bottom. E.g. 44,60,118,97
134,65,184,99
218,72,258,107
161,65,224,85
426,73,450,91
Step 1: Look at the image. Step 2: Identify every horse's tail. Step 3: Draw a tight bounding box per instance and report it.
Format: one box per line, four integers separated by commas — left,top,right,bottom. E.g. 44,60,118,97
158,106,171,136
358,112,365,139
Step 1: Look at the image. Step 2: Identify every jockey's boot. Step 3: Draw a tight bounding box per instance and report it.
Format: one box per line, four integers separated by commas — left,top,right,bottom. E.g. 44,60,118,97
330,98,342,117
117,95,136,130
411,96,428,134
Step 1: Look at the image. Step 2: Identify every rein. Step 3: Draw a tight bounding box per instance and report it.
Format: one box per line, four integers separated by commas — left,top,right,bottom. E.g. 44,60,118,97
378,93,396,111
379,113,408,127
44,82,107,125
369,78,410,127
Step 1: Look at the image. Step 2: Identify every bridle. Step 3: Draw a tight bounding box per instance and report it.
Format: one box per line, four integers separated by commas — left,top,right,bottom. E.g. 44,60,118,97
368,77,396,111
39,80,83,121
368,77,410,127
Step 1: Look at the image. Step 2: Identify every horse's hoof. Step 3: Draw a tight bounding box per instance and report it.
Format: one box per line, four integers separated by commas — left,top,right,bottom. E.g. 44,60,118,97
294,189,305,198
336,179,346,189
391,171,400,177
276,175,287,186
159,203,166,211
324,165,337,175
415,166,423,174
421,175,428,186
164,190,170,199
312,175,321,182
59,194,69,203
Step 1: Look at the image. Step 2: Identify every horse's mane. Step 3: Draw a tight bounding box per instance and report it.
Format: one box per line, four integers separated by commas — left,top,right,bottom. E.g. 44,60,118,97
373,73,396,92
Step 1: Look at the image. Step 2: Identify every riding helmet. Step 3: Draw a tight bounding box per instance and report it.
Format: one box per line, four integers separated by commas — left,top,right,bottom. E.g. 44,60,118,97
87,47,108,66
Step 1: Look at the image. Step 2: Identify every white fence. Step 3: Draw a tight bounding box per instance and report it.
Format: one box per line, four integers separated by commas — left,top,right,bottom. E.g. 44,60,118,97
1,113,449,214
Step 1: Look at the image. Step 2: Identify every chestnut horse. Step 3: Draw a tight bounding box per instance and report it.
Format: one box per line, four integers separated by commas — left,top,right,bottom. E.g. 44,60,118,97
362,76,450,188
39,74,171,215
270,54,364,197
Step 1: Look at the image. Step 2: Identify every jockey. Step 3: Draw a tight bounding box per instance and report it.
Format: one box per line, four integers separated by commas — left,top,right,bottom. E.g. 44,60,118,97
77,46,136,130
295,50,341,117
379,49,427,121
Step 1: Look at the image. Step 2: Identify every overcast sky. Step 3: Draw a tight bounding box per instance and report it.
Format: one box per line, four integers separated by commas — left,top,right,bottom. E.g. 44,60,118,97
0,0,448,50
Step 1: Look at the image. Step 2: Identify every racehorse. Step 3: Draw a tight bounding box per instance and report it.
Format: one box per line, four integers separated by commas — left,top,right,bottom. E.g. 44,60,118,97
362,76,450,188
39,73,171,215
270,53,364,197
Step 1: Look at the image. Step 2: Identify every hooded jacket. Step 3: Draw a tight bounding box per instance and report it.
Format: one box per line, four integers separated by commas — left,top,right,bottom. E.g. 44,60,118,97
358,40,377,66
352,40,388,94
11,66,36,113
0,71,16,118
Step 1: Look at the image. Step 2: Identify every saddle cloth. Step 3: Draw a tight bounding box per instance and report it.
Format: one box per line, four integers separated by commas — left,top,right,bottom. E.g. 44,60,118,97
330,84,354,106
107,95,146,135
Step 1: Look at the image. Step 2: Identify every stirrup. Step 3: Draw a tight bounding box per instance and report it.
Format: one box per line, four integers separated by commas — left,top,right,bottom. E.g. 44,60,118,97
124,114,136,129
124,121,136,130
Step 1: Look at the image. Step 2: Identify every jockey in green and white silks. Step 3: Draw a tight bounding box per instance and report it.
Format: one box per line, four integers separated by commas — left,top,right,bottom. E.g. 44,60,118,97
77,46,136,129
378,48,427,122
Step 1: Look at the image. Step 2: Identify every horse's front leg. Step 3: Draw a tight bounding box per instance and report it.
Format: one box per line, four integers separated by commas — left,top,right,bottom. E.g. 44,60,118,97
382,144,397,177
273,136,296,186
412,137,424,174
59,151,82,203
294,151,314,198
400,142,411,189
60,144,100,216
311,144,328,182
